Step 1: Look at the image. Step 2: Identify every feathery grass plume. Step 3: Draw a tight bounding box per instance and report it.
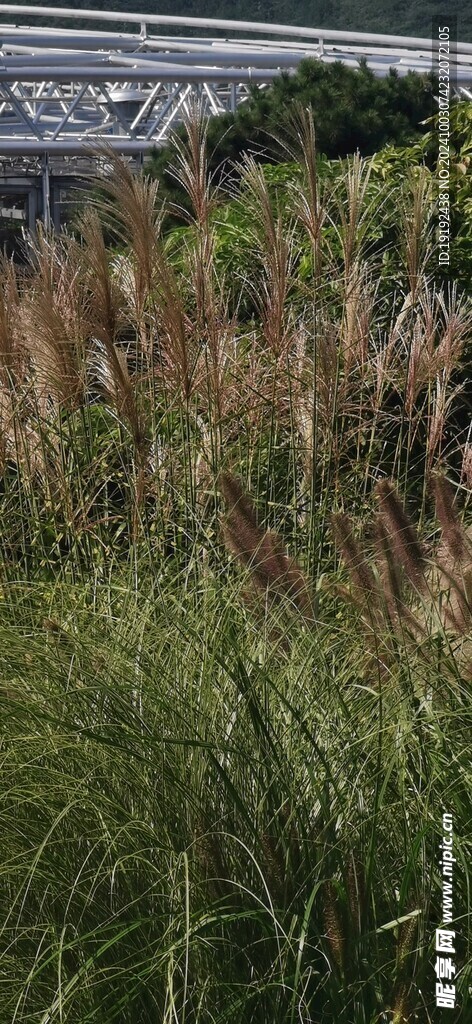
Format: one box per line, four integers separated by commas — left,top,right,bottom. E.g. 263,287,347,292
0,258,27,470
166,99,215,229
404,315,425,417
402,285,470,421
218,472,314,621
0,389,12,473
0,389,57,486
426,376,463,475
287,104,326,282
425,283,470,379
90,339,147,456
90,145,197,396
159,105,238,424
399,167,434,302
375,480,427,592
165,104,224,399
90,142,163,324
20,229,89,409
258,213,297,362
236,156,298,362
78,208,148,457
295,319,339,462
154,256,197,404
387,291,414,351
341,259,374,373
20,287,87,410
332,152,374,281
78,207,124,350
431,473,468,562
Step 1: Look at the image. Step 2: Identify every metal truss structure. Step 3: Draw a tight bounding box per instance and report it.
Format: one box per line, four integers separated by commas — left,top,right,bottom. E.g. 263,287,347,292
0,4,471,157
0,6,471,233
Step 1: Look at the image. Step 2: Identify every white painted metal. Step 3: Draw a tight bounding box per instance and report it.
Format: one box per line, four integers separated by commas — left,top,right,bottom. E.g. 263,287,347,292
0,4,470,156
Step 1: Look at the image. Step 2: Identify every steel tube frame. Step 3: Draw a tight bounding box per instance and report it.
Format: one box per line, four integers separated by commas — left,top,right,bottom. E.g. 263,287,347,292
1,4,470,230
1,5,472,52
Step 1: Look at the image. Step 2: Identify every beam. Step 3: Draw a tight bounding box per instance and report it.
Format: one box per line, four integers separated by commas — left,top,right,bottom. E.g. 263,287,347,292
1,5,472,53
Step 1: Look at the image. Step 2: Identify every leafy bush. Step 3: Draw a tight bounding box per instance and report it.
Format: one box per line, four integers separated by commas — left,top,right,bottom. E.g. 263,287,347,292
146,60,438,226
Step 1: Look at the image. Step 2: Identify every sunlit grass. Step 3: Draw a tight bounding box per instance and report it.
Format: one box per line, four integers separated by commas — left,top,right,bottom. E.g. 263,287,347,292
0,107,470,1021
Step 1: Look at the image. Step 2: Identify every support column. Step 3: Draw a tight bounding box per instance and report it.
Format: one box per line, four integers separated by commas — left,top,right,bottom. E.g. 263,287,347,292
41,153,51,230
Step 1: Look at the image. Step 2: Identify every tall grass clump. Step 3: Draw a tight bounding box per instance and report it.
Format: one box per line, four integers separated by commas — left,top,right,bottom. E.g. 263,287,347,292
0,107,470,1022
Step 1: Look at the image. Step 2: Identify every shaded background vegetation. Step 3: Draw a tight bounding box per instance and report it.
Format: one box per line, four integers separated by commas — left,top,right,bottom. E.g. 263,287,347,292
146,60,438,228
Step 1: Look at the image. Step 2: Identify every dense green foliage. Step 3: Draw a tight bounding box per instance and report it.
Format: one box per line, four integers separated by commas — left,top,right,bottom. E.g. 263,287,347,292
3,0,471,42
147,60,438,227
0,111,471,1021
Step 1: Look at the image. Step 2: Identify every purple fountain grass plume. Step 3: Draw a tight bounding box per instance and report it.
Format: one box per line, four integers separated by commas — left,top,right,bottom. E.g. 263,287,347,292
390,984,410,1024
373,513,425,636
331,512,379,614
429,474,472,635
439,582,472,640
219,472,314,622
390,913,418,1024
373,512,404,620
375,480,427,593
322,880,345,973
332,475,471,681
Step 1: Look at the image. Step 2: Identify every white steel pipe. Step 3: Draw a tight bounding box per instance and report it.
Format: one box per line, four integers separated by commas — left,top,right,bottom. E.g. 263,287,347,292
1,6,471,53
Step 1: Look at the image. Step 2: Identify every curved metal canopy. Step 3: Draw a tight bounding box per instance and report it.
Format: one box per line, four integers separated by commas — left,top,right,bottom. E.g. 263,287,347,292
0,4,470,155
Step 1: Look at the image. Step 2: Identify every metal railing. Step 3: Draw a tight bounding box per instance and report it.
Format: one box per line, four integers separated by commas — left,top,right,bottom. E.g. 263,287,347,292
0,5,471,155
